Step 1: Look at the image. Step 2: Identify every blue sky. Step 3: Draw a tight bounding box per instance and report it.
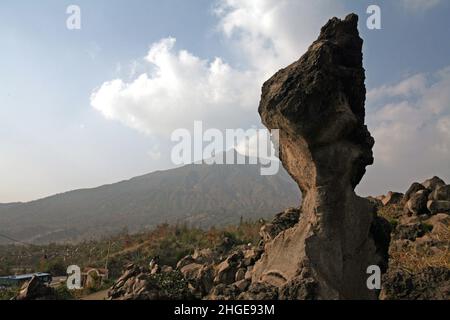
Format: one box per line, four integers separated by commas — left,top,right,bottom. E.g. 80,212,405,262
1,0,449,202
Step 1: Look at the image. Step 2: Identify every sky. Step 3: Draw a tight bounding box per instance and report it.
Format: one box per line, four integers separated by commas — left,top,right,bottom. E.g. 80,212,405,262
1,0,449,202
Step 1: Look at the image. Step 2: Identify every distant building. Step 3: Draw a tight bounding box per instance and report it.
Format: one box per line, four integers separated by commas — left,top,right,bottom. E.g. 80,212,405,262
0,272,52,287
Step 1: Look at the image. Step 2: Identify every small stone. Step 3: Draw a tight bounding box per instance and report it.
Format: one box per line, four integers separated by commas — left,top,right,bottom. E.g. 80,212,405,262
234,279,250,292
150,264,160,274
161,265,173,273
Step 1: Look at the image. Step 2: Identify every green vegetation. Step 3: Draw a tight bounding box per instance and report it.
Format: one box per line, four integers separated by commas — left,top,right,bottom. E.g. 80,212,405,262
0,220,262,300
53,285,76,300
0,220,262,279
0,286,18,300
148,271,192,299
421,223,434,234
388,218,399,230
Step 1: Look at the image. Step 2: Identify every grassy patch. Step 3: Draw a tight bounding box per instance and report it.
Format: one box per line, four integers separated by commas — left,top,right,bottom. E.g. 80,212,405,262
389,219,450,272
0,220,263,280
0,287,19,300
378,204,404,221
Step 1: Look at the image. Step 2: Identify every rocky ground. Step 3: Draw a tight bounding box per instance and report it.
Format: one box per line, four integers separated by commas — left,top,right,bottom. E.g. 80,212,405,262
11,176,449,300
377,177,450,299
104,176,449,301
91,13,450,301
107,209,298,300
12,276,57,300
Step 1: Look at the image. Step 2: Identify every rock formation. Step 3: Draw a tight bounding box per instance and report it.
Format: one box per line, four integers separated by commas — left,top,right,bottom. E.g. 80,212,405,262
402,176,450,216
107,14,449,301
381,267,450,300
252,13,389,299
108,263,192,300
13,276,55,300
107,172,449,300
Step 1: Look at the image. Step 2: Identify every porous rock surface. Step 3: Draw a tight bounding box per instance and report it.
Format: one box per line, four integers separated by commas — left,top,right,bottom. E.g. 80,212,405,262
252,13,389,299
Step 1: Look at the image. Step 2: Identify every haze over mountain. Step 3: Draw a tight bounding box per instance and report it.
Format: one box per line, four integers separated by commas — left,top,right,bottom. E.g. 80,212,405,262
0,151,299,244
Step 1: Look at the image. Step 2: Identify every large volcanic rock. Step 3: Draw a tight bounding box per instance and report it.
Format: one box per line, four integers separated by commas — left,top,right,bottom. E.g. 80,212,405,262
14,276,56,300
252,14,390,299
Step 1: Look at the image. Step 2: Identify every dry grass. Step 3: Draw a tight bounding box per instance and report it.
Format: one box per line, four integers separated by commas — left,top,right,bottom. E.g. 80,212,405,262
378,204,404,223
390,242,450,272
379,204,450,272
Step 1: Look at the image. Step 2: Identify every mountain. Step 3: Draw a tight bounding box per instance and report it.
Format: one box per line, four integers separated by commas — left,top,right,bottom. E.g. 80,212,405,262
0,151,299,244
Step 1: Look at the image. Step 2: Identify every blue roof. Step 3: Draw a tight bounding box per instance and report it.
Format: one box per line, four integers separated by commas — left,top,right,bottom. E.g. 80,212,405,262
0,272,51,280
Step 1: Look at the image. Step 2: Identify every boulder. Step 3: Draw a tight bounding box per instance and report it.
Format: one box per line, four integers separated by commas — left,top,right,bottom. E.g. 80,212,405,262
259,208,300,242
430,185,450,201
207,283,239,300
14,276,55,300
191,248,215,264
180,263,203,280
394,223,428,241
279,276,319,300
427,200,450,215
237,282,279,300
116,264,140,282
181,263,214,296
381,267,450,300
403,182,426,204
108,264,146,298
253,13,389,299
366,196,383,209
421,176,446,192
215,237,236,255
405,190,430,215
382,191,404,206
214,252,243,286
242,248,262,267
109,267,192,300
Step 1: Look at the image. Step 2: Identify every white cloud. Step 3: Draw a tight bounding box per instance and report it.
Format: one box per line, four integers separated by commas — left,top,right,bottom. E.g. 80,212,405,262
147,145,161,161
235,129,278,161
91,0,344,136
367,74,427,102
90,1,450,194
361,67,450,195
401,0,442,11
215,0,344,76
91,37,259,135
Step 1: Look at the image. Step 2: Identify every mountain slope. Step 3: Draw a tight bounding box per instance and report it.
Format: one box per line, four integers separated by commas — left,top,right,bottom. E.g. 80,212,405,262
0,154,299,244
